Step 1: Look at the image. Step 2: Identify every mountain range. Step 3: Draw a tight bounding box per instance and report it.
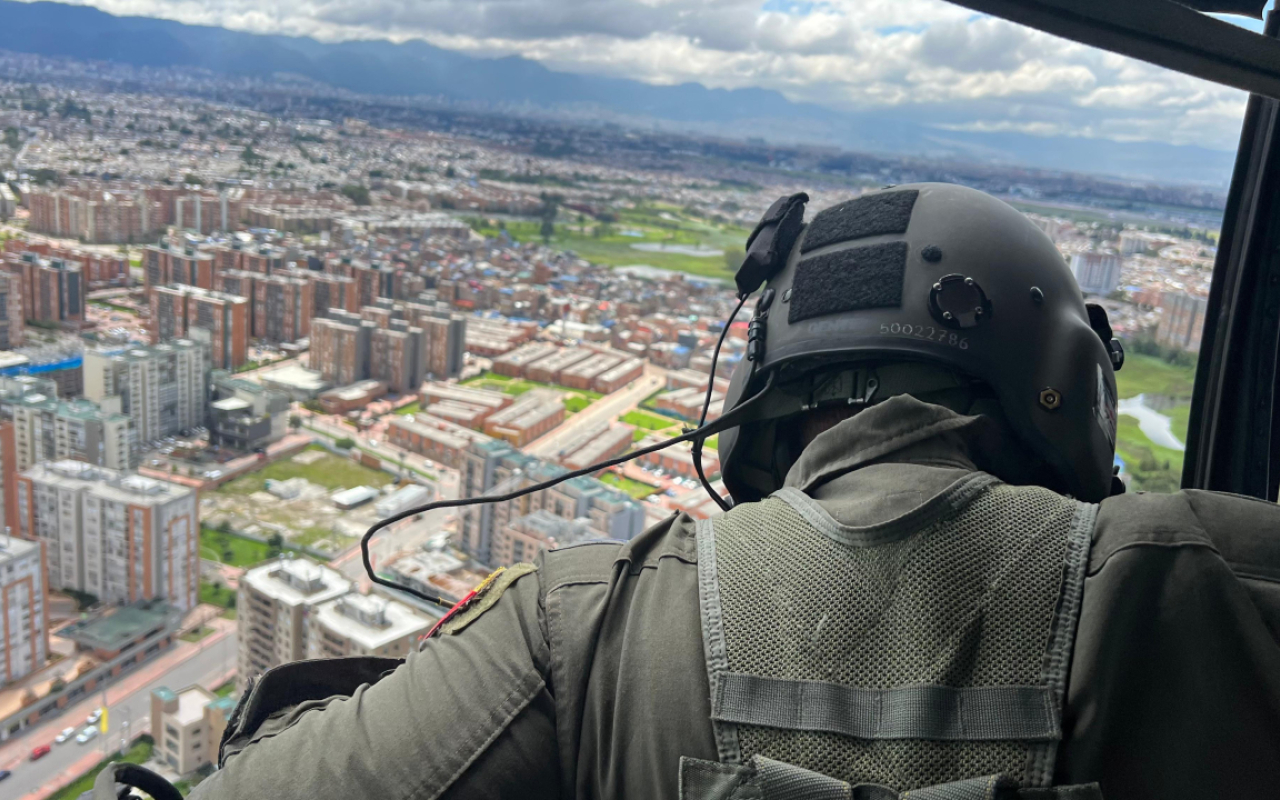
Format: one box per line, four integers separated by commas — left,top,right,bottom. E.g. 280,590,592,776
0,0,1241,186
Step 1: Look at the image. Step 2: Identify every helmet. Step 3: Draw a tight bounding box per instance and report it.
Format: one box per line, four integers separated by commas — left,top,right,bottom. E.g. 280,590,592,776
718,183,1122,504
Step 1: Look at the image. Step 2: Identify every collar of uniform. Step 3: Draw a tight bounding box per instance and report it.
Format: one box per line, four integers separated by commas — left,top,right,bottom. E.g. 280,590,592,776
782,394,987,494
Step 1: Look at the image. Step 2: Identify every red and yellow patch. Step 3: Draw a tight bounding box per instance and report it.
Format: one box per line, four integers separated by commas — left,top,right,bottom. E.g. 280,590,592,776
420,563,537,643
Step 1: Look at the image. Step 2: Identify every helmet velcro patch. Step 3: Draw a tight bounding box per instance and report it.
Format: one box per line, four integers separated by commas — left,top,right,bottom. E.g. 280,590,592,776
787,241,908,324
800,190,918,253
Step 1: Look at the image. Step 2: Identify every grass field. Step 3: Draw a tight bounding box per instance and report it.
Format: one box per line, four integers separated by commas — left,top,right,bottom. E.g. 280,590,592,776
621,409,678,430
201,528,273,567
563,394,593,414
49,738,154,800
470,204,750,281
217,445,392,495
599,472,661,500
395,400,421,416
179,626,214,643
1112,353,1196,493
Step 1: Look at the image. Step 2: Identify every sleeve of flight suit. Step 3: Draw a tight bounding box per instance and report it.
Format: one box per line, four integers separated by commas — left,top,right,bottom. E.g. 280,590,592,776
1056,491,1280,798
190,566,560,800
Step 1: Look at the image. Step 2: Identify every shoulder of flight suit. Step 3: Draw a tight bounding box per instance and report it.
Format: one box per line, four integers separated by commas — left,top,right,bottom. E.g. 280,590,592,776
194,563,559,800
1060,490,1280,798
1094,489,1280,632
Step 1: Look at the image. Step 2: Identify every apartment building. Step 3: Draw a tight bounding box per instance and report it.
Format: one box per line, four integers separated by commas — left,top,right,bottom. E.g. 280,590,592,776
458,441,643,566
558,424,635,471
142,243,216,291
16,461,199,609
386,413,492,468
253,273,312,344
0,534,48,683
311,272,355,316
83,341,209,443
10,394,134,470
525,348,593,384
0,270,24,350
309,311,374,387
0,421,17,534
240,245,287,275
173,190,242,235
416,313,467,380
237,559,351,687
491,343,556,377
491,510,595,568
151,686,235,776
209,371,290,452
307,594,431,660
150,285,249,370
482,394,564,448
27,187,158,243
1156,292,1210,354
10,254,85,326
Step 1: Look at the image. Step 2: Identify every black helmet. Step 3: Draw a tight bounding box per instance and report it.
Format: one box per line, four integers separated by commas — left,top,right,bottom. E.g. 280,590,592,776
718,182,1123,504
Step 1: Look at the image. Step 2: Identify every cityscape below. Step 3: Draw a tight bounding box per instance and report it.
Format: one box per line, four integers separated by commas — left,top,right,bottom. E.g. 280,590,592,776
0,9,1222,798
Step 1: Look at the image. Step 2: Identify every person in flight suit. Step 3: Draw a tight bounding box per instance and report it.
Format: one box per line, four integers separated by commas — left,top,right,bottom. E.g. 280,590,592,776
190,184,1280,800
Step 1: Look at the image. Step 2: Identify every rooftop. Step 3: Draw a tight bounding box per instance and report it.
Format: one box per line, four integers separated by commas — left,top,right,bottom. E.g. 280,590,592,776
174,685,216,727
57,600,181,652
0,534,39,565
313,594,433,650
242,557,351,607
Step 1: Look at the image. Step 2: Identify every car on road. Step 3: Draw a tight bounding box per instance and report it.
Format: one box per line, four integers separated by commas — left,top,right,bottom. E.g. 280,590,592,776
76,726,98,744
86,708,102,725
30,744,51,760
55,726,76,743
0,768,10,781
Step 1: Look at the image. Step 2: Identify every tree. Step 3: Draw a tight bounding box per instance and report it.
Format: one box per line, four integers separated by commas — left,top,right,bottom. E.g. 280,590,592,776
289,413,302,432
444,165,456,178
335,437,356,450
341,184,371,206
540,218,555,244
266,533,284,558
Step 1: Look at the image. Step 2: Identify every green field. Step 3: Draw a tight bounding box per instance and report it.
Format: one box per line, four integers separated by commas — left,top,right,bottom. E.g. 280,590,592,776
49,738,154,800
199,577,237,609
179,625,214,643
622,409,679,430
217,445,392,495
563,394,593,414
1112,353,1195,493
395,400,421,416
470,204,750,281
599,472,661,500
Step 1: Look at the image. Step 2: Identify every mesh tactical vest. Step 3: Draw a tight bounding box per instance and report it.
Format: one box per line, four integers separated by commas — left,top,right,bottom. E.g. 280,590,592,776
681,473,1103,800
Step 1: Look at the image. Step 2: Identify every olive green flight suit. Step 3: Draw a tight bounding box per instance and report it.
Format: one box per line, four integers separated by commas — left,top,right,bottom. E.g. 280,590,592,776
192,396,1280,800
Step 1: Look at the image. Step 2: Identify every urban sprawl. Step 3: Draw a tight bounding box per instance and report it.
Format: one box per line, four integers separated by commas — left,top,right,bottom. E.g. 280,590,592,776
0,61,1219,793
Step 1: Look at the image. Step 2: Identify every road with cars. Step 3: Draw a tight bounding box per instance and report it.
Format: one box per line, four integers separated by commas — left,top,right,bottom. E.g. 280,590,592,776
0,628,237,799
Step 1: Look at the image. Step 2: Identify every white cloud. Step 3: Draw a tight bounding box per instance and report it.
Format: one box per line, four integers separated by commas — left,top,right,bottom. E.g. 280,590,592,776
49,0,1250,151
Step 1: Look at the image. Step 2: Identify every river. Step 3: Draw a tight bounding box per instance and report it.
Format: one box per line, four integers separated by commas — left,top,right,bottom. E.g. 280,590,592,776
1118,394,1185,451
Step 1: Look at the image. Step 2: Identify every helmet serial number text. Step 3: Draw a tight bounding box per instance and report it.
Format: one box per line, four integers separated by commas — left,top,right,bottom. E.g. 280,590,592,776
879,323,969,349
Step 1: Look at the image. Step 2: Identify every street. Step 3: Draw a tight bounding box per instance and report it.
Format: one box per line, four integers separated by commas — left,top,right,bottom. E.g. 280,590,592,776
0,627,238,799
524,364,668,458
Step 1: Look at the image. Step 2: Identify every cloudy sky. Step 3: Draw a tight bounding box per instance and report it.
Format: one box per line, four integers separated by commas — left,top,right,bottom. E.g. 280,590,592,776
57,0,1270,152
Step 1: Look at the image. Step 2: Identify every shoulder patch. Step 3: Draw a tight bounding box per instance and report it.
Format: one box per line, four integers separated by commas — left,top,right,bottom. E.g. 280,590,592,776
424,563,538,641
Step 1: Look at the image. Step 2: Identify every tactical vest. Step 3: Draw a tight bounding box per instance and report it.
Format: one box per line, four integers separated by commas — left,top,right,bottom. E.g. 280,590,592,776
682,473,1103,800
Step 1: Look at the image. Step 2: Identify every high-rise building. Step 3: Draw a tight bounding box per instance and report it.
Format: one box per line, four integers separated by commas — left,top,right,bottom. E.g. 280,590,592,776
209,371,291,451
252,273,312,344
10,394,134,470
0,421,18,535
150,285,249,370
12,254,85,327
237,559,351,687
27,187,158,243
370,325,420,394
0,271,25,350
310,272,355,317
1070,251,1124,297
306,594,432,660
1156,292,1209,354
83,341,209,444
416,313,466,380
310,311,373,386
173,191,243,236
142,243,216,291
17,461,199,609
0,534,48,683
240,245,287,275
